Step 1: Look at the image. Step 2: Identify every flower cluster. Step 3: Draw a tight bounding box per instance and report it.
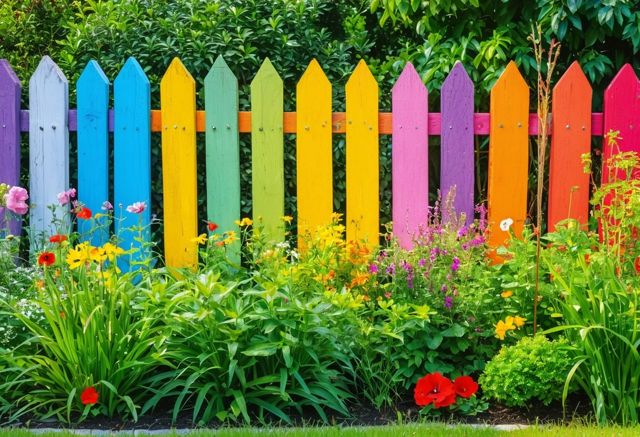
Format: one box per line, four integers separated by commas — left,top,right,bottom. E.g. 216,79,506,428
494,315,526,340
414,372,479,408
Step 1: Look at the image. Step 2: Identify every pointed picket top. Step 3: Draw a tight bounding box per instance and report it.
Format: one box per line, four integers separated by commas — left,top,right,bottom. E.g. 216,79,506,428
78,59,109,88
346,59,377,93
161,57,195,90
441,61,474,223
115,57,150,87
391,62,428,249
251,57,285,241
487,60,529,254
296,58,332,248
29,56,70,245
548,61,592,231
0,59,22,237
204,54,241,262
602,63,640,169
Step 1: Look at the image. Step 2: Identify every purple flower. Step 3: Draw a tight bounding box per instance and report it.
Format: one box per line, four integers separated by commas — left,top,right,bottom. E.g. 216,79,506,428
457,226,468,238
101,201,114,211
451,256,461,272
407,274,414,289
401,261,412,272
386,263,396,276
418,258,426,267
369,263,379,274
444,296,453,309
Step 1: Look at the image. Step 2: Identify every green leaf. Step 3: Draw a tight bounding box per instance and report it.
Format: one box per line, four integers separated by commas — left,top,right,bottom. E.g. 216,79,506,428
426,334,443,349
441,323,465,337
241,342,278,357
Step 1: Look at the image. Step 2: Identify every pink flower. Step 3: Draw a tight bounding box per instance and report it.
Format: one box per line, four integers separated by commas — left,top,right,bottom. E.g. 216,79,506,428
101,201,113,211
57,188,76,206
4,186,29,215
126,201,146,214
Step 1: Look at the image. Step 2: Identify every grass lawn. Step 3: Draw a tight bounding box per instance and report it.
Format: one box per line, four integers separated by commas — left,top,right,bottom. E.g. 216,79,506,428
3,424,640,436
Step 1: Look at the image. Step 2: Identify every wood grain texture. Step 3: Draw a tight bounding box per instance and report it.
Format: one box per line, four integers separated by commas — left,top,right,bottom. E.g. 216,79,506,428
296,59,332,247
441,62,475,222
251,58,284,241
205,55,241,262
487,61,529,250
346,60,379,248
602,64,640,182
0,59,22,237
391,62,428,249
29,56,69,249
549,61,592,231
77,60,109,245
114,57,152,270
160,58,198,268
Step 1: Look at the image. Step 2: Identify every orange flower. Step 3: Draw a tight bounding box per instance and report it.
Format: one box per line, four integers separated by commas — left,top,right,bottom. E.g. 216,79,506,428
37,252,55,267
49,234,68,244
76,207,92,220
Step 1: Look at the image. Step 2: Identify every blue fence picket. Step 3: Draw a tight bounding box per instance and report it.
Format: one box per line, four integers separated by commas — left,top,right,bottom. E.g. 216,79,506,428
114,57,152,270
77,60,110,246
29,56,69,250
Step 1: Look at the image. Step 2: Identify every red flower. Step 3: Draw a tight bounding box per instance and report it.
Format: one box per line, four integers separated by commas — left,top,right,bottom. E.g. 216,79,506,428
453,375,479,399
49,234,68,244
76,207,92,220
37,252,56,267
414,372,456,408
80,386,98,405
634,257,640,274
208,222,218,232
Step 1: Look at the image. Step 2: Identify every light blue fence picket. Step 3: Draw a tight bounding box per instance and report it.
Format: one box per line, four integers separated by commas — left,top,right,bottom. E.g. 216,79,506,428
77,60,110,246
29,56,69,250
114,57,152,271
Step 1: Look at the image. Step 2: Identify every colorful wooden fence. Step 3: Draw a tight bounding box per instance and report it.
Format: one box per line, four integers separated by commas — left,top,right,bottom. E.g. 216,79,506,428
0,55,636,269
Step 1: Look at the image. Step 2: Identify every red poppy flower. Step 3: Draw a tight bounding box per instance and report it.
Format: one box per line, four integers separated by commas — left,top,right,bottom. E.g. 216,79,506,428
453,375,479,399
414,372,456,408
37,252,56,267
76,207,92,220
634,257,640,274
80,386,98,405
208,222,218,232
49,234,68,244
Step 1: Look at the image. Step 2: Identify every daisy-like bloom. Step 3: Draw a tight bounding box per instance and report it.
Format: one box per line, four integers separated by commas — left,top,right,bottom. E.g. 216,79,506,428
126,201,146,214
66,242,92,270
191,233,207,245
499,218,514,232
102,242,125,261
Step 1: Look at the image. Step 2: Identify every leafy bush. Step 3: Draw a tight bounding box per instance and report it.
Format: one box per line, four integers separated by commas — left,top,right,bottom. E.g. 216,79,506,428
479,335,573,407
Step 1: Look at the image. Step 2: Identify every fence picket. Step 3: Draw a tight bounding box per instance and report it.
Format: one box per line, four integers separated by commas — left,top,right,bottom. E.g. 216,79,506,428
77,60,109,245
29,56,69,249
0,59,21,237
205,55,241,262
346,60,379,248
441,62,474,222
392,62,428,249
114,57,152,270
251,58,284,241
161,57,197,268
487,61,529,252
296,59,332,247
549,61,592,231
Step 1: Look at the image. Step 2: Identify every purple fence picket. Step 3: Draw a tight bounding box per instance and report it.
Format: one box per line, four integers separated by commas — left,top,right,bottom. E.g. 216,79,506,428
392,62,429,249
0,60,21,237
441,62,474,222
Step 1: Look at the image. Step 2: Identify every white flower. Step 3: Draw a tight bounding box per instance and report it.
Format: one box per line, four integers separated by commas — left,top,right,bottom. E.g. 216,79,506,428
499,218,514,232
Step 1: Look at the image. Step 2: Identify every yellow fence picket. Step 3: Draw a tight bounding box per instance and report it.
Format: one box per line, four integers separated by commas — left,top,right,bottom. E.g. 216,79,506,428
160,58,198,268
296,59,332,247
346,60,379,248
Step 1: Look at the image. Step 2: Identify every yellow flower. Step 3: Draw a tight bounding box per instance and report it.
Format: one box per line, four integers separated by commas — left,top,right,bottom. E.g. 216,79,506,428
223,230,237,245
501,290,513,298
513,316,526,328
504,316,516,330
235,217,253,227
281,215,293,224
102,242,125,261
89,247,107,263
495,320,509,340
191,233,207,245
66,242,92,270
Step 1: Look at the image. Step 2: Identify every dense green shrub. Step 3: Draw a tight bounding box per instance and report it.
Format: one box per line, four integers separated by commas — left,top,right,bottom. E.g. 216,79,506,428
479,335,573,407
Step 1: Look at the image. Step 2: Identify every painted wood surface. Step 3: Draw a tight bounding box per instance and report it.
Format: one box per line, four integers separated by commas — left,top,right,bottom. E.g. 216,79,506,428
296,59,332,247
391,62,428,249
160,58,198,268
548,61,592,231
0,59,21,237
77,60,109,245
346,60,379,247
251,58,284,241
29,56,69,248
114,57,152,270
205,55,241,262
441,62,475,222
602,64,640,182
487,61,529,250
